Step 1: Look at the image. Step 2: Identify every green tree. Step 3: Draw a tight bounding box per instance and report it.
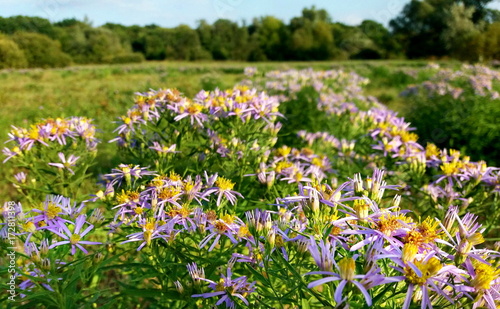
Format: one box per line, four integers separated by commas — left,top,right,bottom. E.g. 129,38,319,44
84,27,128,63
168,25,210,60
390,0,493,59
12,32,72,68
141,26,170,60
249,16,287,60
0,16,56,38
441,3,483,60
55,22,91,63
0,35,27,69
332,23,374,60
359,20,403,59
289,7,334,60
197,19,250,60
480,22,500,60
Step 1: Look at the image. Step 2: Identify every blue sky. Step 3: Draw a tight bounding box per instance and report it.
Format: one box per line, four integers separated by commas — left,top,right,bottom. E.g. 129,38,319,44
1,0,500,28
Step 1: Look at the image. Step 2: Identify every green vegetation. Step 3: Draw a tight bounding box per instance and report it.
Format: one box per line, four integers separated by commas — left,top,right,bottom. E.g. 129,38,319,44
1,60,499,309
1,1,500,69
0,60,474,198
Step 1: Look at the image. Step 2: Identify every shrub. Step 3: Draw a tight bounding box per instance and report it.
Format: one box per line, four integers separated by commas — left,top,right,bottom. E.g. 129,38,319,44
12,32,72,68
0,35,27,69
401,65,500,165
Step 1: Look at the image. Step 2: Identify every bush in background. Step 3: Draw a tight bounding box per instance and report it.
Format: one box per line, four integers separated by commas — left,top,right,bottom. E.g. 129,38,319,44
12,32,72,68
0,35,27,69
401,65,500,165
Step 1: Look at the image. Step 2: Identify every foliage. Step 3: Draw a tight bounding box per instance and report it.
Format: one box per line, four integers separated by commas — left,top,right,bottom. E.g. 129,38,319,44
0,35,27,69
12,32,72,68
1,64,499,308
1,3,500,68
0,16,56,38
401,64,500,165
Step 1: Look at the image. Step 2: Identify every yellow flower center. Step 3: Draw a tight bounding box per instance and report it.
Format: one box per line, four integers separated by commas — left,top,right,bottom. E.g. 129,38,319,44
168,171,183,182
28,127,39,140
471,261,500,290
183,181,195,192
405,257,442,286
70,234,81,245
221,214,235,224
143,230,152,245
338,257,356,281
22,221,36,233
402,243,419,263
158,186,181,200
275,161,293,173
122,116,131,125
418,217,441,243
46,203,61,220
377,213,411,236
214,220,228,233
275,146,291,157
215,177,235,191
186,104,203,115
440,162,462,176
353,199,370,220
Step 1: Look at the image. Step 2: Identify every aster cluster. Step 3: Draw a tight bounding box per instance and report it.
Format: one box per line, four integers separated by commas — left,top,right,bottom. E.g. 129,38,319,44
260,68,370,100
401,64,500,100
110,86,282,176
2,117,100,199
248,170,499,308
263,170,500,308
248,145,333,187
111,86,281,141
0,196,102,297
96,167,246,250
3,117,99,162
248,66,499,227
2,65,500,308
363,105,499,221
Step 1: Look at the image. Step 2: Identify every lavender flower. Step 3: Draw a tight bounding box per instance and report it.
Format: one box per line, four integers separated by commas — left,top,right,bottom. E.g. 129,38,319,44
204,175,243,206
306,255,379,306
192,265,256,308
46,214,101,255
48,152,80,174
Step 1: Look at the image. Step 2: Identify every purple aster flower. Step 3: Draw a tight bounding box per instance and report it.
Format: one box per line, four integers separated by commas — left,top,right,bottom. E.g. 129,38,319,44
388,252,463,309
2,146,22,163
308,238,336,272
459,259,500,309
203,175,243,206
305,254,388,306
46,214,101,255
199,219,239,251
48,152,80,175
192,264,256,308
105,164,156,187
31,195,73,226
121,217,179,251
174,102,208,127
149,142,179,156
14,171,27,184
187,262,206,285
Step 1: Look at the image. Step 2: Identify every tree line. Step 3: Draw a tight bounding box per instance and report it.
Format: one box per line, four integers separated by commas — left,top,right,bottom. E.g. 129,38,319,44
0,0,499,69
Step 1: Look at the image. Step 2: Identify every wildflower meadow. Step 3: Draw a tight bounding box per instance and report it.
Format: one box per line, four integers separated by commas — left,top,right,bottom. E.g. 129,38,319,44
1,63,499,308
